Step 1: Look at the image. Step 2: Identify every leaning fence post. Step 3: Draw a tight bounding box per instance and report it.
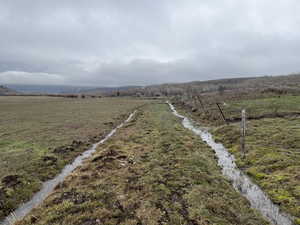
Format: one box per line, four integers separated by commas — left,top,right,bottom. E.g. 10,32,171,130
241,109,246,157
216,102,228,124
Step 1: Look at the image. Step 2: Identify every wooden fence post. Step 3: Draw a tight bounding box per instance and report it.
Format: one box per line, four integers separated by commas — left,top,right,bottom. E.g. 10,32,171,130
216,102,228,124
241,109,246,157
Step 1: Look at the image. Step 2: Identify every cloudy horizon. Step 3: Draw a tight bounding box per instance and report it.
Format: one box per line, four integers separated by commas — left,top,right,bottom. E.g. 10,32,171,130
0,1,300,86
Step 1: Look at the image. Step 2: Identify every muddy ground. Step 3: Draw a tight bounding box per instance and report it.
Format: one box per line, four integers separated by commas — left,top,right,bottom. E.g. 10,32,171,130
16,103,268,225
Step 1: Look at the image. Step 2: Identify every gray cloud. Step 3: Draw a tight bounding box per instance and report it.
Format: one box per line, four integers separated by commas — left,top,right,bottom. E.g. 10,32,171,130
0,0,300,86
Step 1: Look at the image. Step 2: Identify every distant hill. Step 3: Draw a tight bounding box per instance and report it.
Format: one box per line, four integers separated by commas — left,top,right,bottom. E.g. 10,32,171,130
4,84,97,94
116,73,300,97
0,85,18,95
81,86,142,95
4,84,142,95
4,73,300,97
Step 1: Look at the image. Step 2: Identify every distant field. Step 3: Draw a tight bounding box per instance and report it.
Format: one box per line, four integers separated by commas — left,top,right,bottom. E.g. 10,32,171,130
222,95,300,121
0,96,150,220
175,95,300,126
17,103,268,225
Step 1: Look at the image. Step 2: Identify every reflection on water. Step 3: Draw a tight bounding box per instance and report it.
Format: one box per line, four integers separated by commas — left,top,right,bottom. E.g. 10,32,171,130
168,102,293,225
1,111,136,225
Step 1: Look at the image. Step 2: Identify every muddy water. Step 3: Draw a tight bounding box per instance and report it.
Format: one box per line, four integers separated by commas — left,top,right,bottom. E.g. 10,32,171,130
168,102,294,225
1,111,137,225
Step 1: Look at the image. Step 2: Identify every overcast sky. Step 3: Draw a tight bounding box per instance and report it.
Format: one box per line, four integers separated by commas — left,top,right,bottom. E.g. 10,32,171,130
0,0,299,86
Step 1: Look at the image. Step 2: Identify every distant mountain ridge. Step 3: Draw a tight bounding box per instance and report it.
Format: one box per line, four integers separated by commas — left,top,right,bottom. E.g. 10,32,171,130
4,84,142,95
113,73,300,97
3,73,300,97
0,85,18,95
81,86,142,95
4,84,97,94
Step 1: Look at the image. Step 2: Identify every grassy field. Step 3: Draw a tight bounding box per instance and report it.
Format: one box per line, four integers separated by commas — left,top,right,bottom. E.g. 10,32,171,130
17,103,268,225
175,95,300,126
173,94,300,224
222,95,300,120
0,96,149,220
209,97,300,225
213,118,300,224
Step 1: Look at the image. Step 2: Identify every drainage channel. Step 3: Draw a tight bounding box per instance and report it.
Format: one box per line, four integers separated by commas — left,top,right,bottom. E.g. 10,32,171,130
167,102,293,225
1,110,137,225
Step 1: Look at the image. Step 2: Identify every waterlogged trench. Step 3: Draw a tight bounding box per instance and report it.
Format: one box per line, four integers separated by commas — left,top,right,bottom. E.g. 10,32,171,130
167,102,294,225
1,110,137,225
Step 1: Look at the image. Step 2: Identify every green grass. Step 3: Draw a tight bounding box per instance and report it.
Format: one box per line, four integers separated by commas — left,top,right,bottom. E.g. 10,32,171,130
0,96,150,220
223,95,300,119
175,94,300,224
17,103,268,225
175,95,300,126
213,117,300,224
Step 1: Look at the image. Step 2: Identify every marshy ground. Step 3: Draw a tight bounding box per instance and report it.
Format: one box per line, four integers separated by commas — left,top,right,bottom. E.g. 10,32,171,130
175,95,300,224
0,96,148,220
213,117,300,224
2,95,299,225
16,103,268,225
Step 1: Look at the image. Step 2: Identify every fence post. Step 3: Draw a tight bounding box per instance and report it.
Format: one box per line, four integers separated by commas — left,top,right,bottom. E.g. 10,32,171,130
216,102,228,124
241,109,246,157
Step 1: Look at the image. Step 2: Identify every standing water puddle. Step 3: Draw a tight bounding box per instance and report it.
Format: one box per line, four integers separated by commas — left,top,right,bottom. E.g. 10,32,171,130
1,111,137,225
168,102,294,225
